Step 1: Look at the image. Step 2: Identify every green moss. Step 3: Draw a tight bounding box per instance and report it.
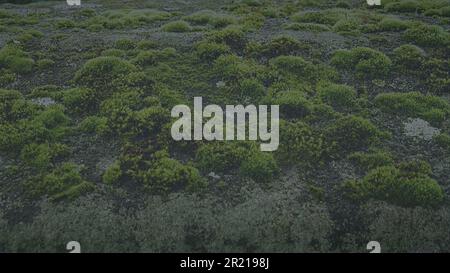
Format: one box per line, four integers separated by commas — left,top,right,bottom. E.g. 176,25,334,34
35,59,55,70
377,17,409,31
270,91,312,119
73,57,137,95
348,150,394,171
0,69,16,86
61,88,99,114
103,161,122,184
114,38,137,50
332,19,361,35
385,0,426,13
277,120,326,165
434,133,450,152
325,115,387,153
403,23,449,47
184,10,236,28
195,41,231,62
246,36,306,59
344,162,444,207
0,88,22,101
83,9,171,30
55,19,76,29
78,116,109,135
240,150,279,183
213,54,265,82
423,58,450,94
34,105,71,130
141,151,206,193
374,92,449,125
162,20,192,32
206,26,246,51
196,142,249,174
317,83,357,112
271,55,334,83
137,40,158,50
0,45,34,74
28,85,61,99
331,47,392,79
393,44,426,69
131,48,177,67
29,162,92,200
20,143,69,171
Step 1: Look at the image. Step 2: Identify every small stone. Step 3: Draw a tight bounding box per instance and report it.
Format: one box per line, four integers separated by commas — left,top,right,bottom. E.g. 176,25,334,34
404,118,440,141
208,172,221,180
31,97,56,107
216,81,226,88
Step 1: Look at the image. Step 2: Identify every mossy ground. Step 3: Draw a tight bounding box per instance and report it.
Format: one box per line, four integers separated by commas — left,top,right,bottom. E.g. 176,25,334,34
0,0,449,253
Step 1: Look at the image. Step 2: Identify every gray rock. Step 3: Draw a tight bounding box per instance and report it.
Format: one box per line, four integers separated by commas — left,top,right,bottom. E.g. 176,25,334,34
31,97,56,107
404,118,440,141
208,172,221,180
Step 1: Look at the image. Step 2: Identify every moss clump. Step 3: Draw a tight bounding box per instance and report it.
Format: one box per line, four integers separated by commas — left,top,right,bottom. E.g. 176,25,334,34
374,92,449,125
385,0,424,13
103,161,122,185
196,142,249,174
195,41,231,62
0,69,16,86
206,26,246,51
270,91,312,119
344,161,444,208
331,47,392,79
184,10,236,28
246,36,306,59
114,38,137,50
140,151,206,193
61,88,99,114
20,143,69,171
377,17,409,31
271,55,336,83
131,48,177,67
82,9,172,30
348,150,394,171
73,57,137,95
434,133,450,152
240,150,279,183
55,19,76,29
28,162,93,200
325,115,387,153
403,23,449,47
393,44,426,69
332,19,361,35
36,59,55,70
162,20,192,32
213,54,265,83
196,142,278,183
78,116,109,135
317,83,357,112
423,58,450,94
277,121,326,165
0,45,34,74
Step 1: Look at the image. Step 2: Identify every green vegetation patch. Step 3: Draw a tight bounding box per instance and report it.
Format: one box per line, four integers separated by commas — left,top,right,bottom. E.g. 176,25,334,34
374,92,449,125
345,160,444,207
